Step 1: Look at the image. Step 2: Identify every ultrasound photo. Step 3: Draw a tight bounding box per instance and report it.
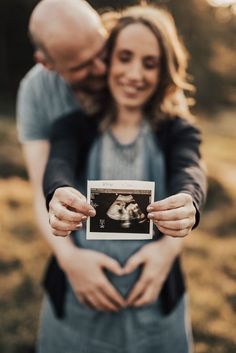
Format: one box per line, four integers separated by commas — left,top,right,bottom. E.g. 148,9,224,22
86,180,155,240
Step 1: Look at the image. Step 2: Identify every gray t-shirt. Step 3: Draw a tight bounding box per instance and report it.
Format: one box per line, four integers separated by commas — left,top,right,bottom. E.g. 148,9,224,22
16,64,79,142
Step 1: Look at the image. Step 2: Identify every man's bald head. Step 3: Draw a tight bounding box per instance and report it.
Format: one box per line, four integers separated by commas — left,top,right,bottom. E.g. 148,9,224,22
29,0,104,58
29,0,107,93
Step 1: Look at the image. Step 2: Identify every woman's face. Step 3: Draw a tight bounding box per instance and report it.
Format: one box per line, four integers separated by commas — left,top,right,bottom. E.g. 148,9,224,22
108,23,161,111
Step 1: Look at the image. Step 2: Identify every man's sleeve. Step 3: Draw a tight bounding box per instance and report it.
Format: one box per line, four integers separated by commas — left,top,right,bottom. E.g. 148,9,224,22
16,73,50,142
43,113,82,209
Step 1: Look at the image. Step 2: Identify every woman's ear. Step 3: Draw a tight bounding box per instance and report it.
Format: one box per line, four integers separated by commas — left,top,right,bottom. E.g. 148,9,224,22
34,49,53,70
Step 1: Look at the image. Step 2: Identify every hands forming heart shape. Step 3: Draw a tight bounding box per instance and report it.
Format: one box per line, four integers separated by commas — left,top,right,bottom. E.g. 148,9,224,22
51,188,196,311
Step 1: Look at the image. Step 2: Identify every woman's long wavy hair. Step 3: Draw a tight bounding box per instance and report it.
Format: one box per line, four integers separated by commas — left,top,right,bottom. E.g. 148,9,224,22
99,4,195,128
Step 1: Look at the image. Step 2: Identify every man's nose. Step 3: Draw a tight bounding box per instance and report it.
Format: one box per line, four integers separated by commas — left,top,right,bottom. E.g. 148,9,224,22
91,58,106,76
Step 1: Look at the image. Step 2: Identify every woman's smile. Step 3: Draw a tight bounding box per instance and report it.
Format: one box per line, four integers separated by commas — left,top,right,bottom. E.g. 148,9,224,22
118,79,146,97
108,23,161,111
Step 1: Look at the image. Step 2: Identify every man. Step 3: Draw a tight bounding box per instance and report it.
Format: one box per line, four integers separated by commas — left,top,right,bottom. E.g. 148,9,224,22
17,0,203,314
17,0,126,312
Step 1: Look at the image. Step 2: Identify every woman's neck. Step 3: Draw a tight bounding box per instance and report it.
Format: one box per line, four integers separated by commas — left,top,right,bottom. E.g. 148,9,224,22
111,106,143,144
114,106,143,128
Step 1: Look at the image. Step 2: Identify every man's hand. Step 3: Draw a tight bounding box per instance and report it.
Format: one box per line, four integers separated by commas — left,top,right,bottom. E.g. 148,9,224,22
60,247,126,312
49,187,96,236
123,240,179,307
147,193,196,237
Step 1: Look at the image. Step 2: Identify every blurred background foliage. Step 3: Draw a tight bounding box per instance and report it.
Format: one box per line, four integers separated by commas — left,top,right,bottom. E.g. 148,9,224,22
0,1,236,353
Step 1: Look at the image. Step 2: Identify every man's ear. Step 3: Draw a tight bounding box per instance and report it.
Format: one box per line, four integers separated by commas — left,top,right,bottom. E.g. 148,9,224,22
34,50,54,70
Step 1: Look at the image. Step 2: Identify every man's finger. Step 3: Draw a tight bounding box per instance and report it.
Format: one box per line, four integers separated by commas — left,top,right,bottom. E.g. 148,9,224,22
95,289,120,312
126,274,149,305
85,293,103,311
99,254,123,276
132,285,156,307
100,277,126,308
123,253,144,275
78,294,86,306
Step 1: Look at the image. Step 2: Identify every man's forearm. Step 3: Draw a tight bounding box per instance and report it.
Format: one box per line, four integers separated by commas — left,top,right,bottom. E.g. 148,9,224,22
159,235,185,262
22,140,78,269
34,190,77,268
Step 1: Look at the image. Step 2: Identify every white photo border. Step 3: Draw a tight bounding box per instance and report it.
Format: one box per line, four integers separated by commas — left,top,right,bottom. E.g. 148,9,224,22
86,180,155,240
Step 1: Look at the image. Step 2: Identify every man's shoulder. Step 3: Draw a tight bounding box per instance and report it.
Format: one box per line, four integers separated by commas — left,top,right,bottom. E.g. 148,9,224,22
22,63,47,80
19,63,65,93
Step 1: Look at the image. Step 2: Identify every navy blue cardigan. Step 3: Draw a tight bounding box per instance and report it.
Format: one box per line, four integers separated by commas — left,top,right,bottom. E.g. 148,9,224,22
43,111,207,318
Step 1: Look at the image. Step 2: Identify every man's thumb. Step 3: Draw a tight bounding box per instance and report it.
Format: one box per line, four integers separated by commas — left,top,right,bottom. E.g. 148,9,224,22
123,254,144,275
100,254,123,276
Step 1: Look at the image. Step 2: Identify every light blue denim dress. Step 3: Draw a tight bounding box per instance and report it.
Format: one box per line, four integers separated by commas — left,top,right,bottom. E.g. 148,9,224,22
37,123,193,353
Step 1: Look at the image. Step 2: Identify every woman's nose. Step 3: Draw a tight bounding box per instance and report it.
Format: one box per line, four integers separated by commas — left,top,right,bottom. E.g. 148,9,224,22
127,61,143,81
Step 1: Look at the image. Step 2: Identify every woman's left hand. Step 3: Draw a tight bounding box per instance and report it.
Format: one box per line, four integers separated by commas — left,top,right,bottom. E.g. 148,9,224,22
123,239,181,307
147,193,196,238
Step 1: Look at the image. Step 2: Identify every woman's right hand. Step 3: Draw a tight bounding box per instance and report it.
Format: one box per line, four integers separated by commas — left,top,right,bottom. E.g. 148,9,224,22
59,246,126,312
48,186,96,236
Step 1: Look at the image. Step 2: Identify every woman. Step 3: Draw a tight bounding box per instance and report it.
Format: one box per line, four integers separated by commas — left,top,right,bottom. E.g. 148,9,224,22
40,5,206,353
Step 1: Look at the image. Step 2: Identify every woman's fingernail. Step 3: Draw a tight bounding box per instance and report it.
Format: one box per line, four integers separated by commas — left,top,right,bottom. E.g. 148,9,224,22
81,216,87,221
147,206,154,212
148,213,154,218
89,210,96,217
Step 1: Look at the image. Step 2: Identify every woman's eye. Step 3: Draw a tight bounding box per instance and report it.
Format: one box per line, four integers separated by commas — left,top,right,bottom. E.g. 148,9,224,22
143,58,160,70
118,51,132,63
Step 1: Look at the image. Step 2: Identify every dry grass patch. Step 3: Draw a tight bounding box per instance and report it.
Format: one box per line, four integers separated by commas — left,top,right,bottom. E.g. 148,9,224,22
0,112,235,352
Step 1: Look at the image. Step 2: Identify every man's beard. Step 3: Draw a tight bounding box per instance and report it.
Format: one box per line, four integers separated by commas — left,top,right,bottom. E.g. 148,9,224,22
70,75,106,115
70,75,106,95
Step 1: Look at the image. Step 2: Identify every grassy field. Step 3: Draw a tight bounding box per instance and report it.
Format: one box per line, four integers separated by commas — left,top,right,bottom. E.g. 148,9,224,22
0,111,235,353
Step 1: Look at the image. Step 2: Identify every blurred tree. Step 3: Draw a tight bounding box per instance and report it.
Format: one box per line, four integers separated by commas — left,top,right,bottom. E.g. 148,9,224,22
0,0,235,111
0,0,38,95
169,0,236,109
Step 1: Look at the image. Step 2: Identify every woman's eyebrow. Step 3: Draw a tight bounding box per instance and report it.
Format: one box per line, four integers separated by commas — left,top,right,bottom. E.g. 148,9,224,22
117,48,132,53
144,54,161,59
117,49,160,59
143,55,161,63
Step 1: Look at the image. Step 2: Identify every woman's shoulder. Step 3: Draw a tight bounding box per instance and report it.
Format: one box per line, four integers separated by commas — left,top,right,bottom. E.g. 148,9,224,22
158,115,198,130
157,115,200,135
154,115,201,147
